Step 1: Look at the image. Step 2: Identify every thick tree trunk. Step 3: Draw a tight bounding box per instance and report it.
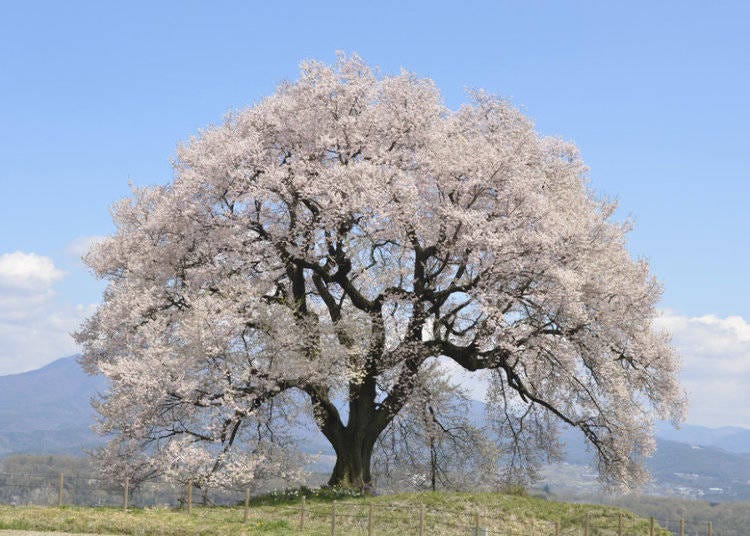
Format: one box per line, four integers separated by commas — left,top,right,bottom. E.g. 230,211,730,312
323,372,385,490
313,369,414,489
327,431,376,489
308,341,413,489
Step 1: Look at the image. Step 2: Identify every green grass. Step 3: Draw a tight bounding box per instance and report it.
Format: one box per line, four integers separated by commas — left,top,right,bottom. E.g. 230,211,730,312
0,491,670,535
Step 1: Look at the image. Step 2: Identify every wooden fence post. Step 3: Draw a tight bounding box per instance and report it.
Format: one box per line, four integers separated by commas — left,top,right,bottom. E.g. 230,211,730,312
617,513,623,536
418,503,424,536
300,495,306,530
330,499,336,536
368,502,374,536
649,516,654,536
243,488,250,522
679,518,685,536
122,477,129,511
57,473,64,507
474,511,480,535
707,521,712,536
584,512,589,536
187,479,193,514
555,520,560,536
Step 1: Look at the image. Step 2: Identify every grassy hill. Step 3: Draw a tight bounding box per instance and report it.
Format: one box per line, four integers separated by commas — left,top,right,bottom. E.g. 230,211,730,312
0,490,668,535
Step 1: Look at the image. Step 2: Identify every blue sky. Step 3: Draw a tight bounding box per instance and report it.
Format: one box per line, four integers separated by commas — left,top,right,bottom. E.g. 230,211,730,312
1,1,749,426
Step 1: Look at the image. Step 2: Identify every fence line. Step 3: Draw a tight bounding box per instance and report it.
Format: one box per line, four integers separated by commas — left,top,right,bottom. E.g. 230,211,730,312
0,471,733,535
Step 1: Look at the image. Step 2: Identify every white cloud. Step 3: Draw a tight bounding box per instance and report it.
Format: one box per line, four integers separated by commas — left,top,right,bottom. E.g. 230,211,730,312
0,291,54,322
0,251,64,292
65,235,106,259
656,312,750,428
0,303,93,374
0,251,90,374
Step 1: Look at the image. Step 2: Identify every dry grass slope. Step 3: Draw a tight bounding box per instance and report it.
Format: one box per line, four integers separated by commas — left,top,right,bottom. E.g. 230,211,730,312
0,491,669,535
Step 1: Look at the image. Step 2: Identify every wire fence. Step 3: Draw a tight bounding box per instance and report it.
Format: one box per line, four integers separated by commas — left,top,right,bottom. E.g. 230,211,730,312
0,472,732,535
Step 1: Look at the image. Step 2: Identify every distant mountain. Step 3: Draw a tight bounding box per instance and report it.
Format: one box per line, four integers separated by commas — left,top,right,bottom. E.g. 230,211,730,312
655,421,750,454
0,355,106,456
544,424,750,500
545,433,750,500
650,438,750,485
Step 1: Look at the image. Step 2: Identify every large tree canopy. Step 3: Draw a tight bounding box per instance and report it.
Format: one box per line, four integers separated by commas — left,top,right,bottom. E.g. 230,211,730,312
76,55,685,490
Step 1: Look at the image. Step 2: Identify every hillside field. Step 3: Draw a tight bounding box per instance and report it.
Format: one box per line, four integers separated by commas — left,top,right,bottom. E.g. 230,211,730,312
0,491,668,535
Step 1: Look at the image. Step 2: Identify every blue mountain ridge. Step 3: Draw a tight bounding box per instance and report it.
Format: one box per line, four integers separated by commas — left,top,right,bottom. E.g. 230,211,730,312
0,355,106,456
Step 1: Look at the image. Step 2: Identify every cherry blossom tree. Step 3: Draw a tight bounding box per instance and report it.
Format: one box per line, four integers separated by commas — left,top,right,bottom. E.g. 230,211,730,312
76,54,685,490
